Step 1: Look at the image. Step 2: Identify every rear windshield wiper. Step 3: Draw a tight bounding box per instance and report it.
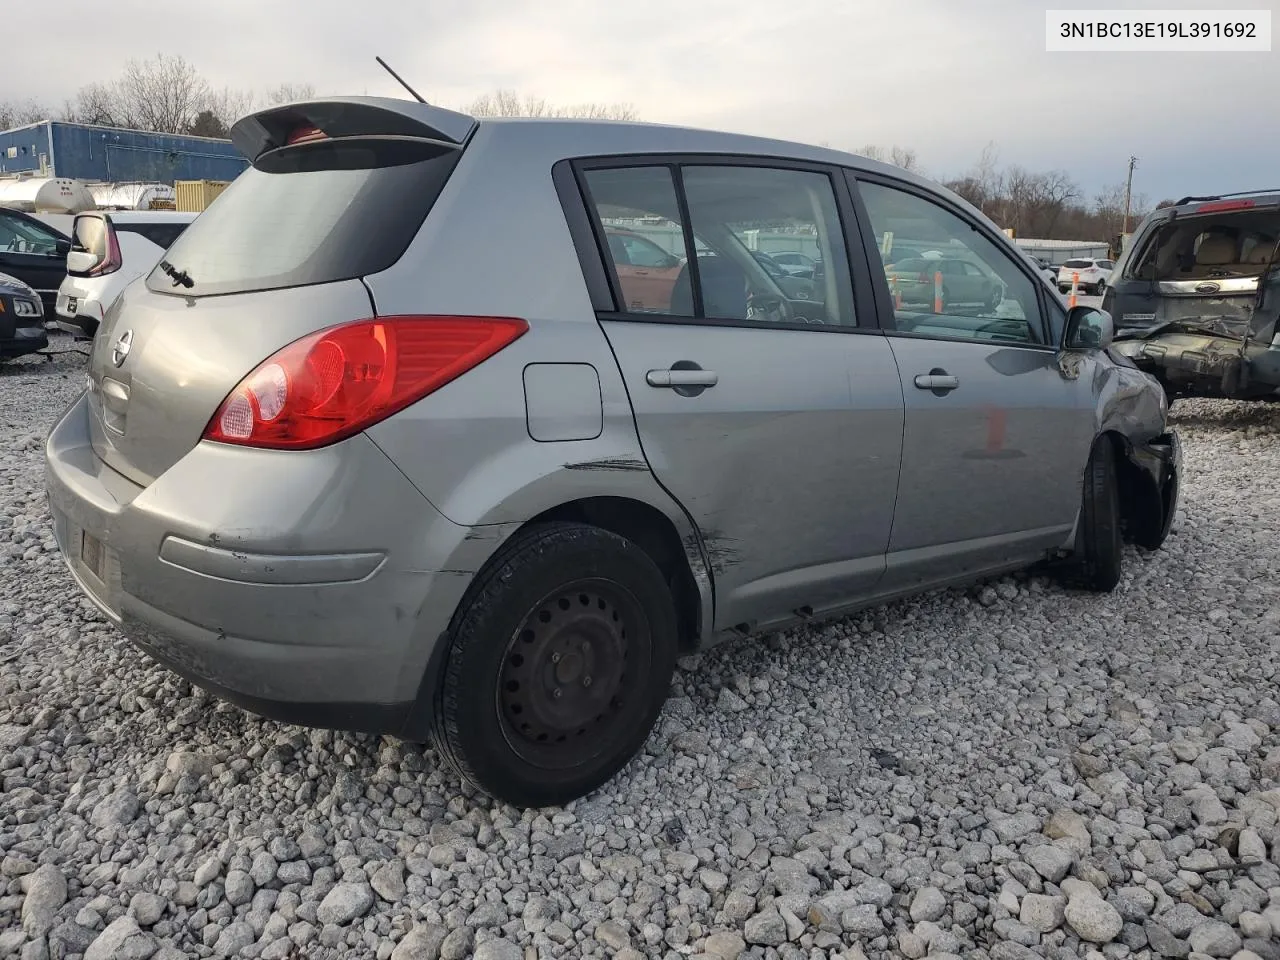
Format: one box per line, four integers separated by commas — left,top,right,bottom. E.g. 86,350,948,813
158,260,194,289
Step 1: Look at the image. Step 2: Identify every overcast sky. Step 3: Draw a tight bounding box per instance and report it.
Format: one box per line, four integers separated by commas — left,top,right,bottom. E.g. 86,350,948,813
4,0,1275,204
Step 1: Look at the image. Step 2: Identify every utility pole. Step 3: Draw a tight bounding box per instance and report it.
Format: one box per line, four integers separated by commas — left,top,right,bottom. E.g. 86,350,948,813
1122,155,1138,235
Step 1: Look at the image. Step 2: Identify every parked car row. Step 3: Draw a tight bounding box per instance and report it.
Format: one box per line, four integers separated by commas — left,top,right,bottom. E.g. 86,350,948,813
0,204,195,360
45,95,1181,808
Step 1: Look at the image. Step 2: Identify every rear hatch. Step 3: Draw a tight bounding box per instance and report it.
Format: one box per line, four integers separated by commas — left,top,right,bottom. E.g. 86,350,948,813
1107,198,1280,338
1057,259,1096,283
85,97,474,487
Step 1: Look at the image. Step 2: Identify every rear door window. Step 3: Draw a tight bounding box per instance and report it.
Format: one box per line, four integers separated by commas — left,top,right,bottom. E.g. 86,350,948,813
147,140,460,298
581,163,856,327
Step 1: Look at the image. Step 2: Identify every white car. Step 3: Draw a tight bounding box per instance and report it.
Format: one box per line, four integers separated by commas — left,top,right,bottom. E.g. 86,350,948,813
56,211,196,339
1056,258,1114,296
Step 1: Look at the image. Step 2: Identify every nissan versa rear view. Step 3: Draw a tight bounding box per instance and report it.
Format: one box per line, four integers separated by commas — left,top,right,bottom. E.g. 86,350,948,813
45,97,1181,807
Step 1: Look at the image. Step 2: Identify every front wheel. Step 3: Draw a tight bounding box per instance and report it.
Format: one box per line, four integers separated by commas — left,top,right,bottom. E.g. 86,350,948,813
1068,438,1123,592
431,522,678,808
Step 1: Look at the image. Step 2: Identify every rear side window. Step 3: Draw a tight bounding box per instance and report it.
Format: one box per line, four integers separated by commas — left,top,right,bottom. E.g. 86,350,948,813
148,140,460,298
120,223,187,251
582,163,855,327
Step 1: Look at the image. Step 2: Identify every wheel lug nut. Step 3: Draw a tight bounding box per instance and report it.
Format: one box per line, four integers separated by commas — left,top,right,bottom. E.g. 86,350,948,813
551,653,561,664
583,676,593,688
553,688,563,699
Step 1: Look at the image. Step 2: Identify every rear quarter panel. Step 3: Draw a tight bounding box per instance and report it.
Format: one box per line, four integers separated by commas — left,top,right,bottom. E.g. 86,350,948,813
360,122,715,627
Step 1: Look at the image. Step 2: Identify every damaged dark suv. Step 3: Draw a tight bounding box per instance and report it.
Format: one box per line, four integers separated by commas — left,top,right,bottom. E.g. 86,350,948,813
1106,191,1280,401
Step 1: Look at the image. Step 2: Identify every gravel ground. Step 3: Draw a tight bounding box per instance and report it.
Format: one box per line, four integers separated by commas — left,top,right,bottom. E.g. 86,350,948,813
2,337,1279,960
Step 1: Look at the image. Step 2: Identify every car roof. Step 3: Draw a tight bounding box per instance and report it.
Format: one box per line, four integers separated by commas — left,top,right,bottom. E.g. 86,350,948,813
80,211,198,224
233,96,994,232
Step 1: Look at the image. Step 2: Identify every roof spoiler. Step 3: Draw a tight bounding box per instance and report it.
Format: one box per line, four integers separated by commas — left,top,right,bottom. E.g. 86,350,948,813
1173,188,1280,206
229,96,477,165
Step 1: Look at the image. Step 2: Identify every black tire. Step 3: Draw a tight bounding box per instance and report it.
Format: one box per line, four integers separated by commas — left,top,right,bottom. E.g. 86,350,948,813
431,521,678,808
1073,438,1123,591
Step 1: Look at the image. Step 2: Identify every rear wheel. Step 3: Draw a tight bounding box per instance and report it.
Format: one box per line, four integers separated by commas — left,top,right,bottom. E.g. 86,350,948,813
1069,437,1123,592
431,522,677,808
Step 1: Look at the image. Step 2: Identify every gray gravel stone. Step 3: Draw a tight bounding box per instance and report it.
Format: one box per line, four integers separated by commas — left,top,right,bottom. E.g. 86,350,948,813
910,886,946,922
129,892,167,927
0,369,1276,960
1065,887,1124,943
744,910,787,946
1020,894,1066,933
390,924,447,960
1187,920,1242,958
1026,843,1076,883
85,917,143,960
316,882,374,926
704,931,746,958
20,863,66,938
473,939,522,960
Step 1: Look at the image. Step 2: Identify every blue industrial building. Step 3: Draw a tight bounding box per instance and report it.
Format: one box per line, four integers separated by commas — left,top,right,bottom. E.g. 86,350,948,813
0,121,248,184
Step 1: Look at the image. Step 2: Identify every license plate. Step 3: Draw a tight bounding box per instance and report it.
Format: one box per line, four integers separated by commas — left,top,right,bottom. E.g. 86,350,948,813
66,298,78,315
80,530,105,581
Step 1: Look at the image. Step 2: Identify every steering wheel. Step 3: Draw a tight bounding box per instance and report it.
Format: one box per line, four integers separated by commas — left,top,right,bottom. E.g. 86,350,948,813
746,292,792,323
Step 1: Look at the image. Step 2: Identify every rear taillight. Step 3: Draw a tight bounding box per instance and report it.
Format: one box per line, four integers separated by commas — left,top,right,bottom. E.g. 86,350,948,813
203,316,527,450
88,222,122,276
286,124,328,146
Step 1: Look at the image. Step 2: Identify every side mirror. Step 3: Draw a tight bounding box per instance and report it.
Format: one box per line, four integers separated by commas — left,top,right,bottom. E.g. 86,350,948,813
66,250,100,275
1063,305,1114,350
54,239,72,257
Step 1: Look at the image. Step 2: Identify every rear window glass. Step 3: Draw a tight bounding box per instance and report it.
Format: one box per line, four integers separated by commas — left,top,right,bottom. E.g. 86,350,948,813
120,223,187,251
1062,259,1092,268
72,217,108,259
147,140,460,298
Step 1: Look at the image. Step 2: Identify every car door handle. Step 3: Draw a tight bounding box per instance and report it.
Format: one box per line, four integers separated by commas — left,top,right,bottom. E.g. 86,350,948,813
646,369,719,388
913,373,960,391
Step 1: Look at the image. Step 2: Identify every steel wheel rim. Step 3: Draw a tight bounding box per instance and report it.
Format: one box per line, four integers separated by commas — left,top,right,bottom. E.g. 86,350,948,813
496,577,651,771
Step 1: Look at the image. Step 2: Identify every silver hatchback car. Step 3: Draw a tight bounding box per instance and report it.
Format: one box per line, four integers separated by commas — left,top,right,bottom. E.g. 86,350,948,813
46,97,1181,808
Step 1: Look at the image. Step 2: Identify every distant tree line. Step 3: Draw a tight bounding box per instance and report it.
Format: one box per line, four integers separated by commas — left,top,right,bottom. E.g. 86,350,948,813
1,56,636,143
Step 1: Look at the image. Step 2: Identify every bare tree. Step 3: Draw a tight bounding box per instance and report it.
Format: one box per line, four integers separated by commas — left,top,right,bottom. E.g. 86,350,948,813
206,87,255,132
465,88,637,120
62,55,254,136
0,99,48,130
265,83,317,106
121,54,214,133
856,144,920,172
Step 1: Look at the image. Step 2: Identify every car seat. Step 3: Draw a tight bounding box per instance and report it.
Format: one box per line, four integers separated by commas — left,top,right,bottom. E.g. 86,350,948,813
670,255,749,319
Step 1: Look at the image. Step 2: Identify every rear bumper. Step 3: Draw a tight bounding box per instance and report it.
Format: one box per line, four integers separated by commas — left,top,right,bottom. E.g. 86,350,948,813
44,392,514,738
55,292,103,339
1113,334,1280,397
0,325,49,357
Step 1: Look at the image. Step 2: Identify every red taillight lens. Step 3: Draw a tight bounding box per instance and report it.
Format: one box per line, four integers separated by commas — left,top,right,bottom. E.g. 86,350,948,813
89,223,122,276
1196,199,1255,213
203,316,528,450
